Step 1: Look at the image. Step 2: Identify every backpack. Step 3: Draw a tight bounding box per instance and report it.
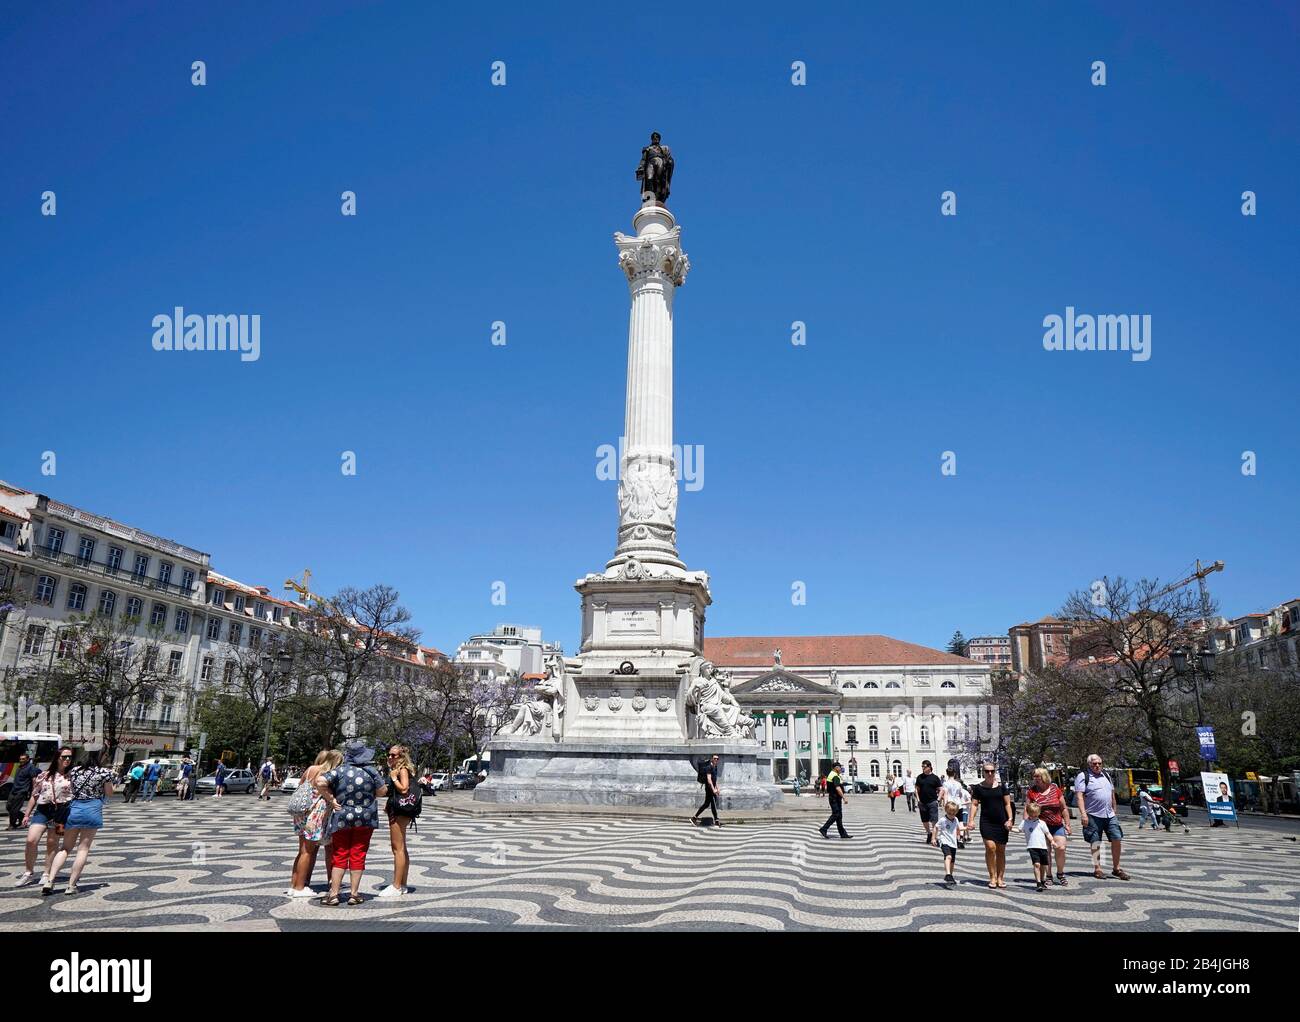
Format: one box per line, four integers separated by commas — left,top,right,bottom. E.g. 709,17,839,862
696,760,710,784
388,772,422,818
261,763,272,780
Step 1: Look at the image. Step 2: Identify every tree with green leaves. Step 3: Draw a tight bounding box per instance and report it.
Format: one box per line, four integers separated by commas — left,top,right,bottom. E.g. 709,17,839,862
947,631,967,656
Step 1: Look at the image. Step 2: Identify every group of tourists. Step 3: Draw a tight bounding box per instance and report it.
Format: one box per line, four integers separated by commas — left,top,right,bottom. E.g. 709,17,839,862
921,753,1130,890
11,746,115,896
286,739,420,904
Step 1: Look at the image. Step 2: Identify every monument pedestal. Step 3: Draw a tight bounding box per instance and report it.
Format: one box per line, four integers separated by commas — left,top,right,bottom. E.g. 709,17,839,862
474,739,779,810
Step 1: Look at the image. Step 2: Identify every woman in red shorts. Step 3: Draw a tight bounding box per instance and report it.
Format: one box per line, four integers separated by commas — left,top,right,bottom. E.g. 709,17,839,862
313,740,388,906
1025,766,1071,885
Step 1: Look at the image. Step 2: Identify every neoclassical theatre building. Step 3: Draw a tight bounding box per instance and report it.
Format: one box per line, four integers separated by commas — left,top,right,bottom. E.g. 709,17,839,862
704,635,993,784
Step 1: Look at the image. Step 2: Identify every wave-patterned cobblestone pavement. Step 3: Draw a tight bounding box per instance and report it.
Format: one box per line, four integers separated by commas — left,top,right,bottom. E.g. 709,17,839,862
1,797,1295,931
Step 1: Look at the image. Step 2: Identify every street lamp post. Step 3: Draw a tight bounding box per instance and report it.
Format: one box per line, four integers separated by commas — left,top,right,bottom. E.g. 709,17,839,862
1169,646,1218,825
259,650,294,768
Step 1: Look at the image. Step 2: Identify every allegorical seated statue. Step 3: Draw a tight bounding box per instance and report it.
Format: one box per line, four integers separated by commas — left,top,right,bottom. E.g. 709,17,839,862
686,659,754,739
635,131,674,206
501,655,566,738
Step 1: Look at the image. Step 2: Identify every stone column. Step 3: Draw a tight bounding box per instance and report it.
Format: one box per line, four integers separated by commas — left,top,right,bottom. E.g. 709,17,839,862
808,710,819,779
764,711,774,750
609,205,690,572
786,711,796,780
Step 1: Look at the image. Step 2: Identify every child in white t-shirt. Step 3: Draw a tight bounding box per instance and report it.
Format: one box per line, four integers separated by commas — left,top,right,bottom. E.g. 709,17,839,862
1013,800,1053,891
935,801,966,886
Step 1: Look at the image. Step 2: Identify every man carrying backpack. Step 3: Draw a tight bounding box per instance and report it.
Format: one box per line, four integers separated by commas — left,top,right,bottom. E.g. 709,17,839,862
259,758,278,801
690,754,722,828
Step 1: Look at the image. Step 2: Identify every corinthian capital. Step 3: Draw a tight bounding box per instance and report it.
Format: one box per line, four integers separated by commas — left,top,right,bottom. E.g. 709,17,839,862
614,228,689,287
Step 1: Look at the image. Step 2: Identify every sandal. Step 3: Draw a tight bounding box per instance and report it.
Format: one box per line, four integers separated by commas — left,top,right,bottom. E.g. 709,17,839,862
1111,868,1130,881
1093,867,1105,879
320,894,340,906
988,881,997,889
348,894,363,905
996,881,1007,889
1055,873,1068,886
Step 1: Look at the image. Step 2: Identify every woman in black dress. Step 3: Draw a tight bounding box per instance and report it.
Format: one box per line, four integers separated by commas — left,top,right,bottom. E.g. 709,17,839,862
968,763,1013,888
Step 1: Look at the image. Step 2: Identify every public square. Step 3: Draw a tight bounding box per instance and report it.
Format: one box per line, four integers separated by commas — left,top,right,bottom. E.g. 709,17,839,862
2,793,1295,932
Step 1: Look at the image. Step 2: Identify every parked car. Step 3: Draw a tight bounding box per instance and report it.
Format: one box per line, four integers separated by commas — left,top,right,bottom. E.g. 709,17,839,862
281,775,301,792
195,769,258,794
777,776,810,792
852,780,878,793
450,772,478,790
420,772,450,793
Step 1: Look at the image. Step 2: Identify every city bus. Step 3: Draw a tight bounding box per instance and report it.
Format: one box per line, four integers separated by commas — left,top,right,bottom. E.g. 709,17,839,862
0,731,61,800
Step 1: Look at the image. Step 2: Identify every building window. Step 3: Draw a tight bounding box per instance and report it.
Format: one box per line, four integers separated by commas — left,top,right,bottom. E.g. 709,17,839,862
56,628,77,659
223,661,236,685
175,609,190,634
132,552,150,578
77,536,96,565
98,589,116,616
920,726,930,746
940,680,956,689
160,700,174,725
885,681,901,689
0,520,15,541
254,602,267,620
864,681,879,689
23,625,47,655
272,606,282,623
868,726,879,747
107,546,123,574
206,616,221,640
892,760,902,776
946,726,958,744
134,701,149,724
889,726,901,746
66,583,87,611
181,569,195,593
142,647,159,673
228,621,242,644
870,760,880,778
150,602,167,627
233,594,245,612
45,527,64,555
211,588,225,606
35,575,57,604
126,596,143,618
201,656,214,682
249,627,263,649
168,650,184,677
158,562,173,587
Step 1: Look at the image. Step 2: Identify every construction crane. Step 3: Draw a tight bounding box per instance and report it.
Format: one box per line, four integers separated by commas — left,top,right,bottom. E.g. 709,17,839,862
1150,559,1223,626
283,568,327,608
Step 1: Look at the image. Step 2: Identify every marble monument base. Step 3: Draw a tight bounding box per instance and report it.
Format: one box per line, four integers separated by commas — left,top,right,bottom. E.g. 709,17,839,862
473,739,783,810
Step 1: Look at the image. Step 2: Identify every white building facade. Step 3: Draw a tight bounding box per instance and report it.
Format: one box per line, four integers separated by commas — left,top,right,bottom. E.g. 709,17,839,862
706,635,993,784
454,624,562,685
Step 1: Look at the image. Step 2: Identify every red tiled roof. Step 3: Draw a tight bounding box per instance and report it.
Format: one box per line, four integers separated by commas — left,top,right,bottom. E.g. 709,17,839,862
703,635,974,668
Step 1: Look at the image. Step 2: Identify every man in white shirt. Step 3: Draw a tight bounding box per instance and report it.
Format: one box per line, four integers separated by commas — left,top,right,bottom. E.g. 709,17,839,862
902,770,917,812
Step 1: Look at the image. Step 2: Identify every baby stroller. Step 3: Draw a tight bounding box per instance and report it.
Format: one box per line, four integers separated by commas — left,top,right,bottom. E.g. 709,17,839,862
1151,800,1189,833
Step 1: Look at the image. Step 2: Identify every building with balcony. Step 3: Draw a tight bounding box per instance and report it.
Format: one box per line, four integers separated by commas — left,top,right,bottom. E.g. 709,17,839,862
453,624,562,686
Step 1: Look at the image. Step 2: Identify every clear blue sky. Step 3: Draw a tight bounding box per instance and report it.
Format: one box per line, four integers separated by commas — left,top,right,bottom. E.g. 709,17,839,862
2,2,1297,656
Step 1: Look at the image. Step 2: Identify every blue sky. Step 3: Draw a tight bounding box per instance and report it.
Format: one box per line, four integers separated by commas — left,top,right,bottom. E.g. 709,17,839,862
2,2,1297,656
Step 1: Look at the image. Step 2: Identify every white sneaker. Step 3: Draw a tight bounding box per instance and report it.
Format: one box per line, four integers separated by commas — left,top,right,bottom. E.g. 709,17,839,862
376,884,406,898
13,871,35,888
286,887,317,899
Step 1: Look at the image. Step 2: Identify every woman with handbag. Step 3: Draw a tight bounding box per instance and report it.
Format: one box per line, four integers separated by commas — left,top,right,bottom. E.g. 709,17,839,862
886,773,898,812
286,749,342,898
314,740,388,906
46,750,115,895
17,746,75,894
379,745,418,898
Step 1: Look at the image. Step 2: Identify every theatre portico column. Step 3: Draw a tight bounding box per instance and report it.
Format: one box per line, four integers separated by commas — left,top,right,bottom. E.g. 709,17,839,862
764,712,774,750
808,710,819,779
786,712,796,780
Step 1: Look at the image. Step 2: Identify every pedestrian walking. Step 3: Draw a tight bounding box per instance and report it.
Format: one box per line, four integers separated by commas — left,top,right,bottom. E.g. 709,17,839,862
313,740,388,905
969,763,1013,889
885,772,897,812
380,745,419,897
691,754,722,827
1025,768,1070,885
935,801,966,886
287,749,342,898
141,760,161,802
819,762,853,839
915,760,944,845
1137,784,1157,830
258,758,278,800
1013,800,1053,891
45,751,114,896
941,764,971,847
213,761,227,798
176,757,194,800
123,761,144,803
1074,754,1129,881
16,746,74,893
6,753,39,829
902,770,917,812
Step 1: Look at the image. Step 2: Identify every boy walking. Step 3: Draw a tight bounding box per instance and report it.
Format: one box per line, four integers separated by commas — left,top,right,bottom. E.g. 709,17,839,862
1014,801,1053,891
